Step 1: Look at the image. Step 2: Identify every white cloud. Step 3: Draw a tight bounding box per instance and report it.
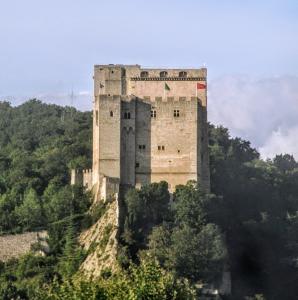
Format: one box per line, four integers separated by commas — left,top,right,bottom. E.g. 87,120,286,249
259,127,298,159
208,75,298,159
2,75,298,160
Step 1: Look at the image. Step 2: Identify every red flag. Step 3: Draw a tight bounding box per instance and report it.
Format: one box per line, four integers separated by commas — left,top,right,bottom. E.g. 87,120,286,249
197,82,206,89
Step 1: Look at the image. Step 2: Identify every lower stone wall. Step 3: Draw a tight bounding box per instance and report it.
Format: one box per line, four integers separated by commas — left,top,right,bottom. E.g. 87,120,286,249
0,231,48,262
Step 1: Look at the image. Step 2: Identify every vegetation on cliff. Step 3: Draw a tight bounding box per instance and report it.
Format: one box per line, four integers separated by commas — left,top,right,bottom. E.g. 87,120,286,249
0,100,298,299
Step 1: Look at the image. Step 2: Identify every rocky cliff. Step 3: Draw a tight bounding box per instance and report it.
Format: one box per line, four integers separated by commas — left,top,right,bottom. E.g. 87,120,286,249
79,198,120,278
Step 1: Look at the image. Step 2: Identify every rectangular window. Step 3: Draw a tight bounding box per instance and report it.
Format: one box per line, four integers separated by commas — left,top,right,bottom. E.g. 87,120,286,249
124,112,131,119
158,145,165,151
174,110,180,117
135,162,140,168
151,110,156,118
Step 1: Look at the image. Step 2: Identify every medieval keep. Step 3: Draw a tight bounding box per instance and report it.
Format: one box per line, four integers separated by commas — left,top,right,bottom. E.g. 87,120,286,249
72,64,210,200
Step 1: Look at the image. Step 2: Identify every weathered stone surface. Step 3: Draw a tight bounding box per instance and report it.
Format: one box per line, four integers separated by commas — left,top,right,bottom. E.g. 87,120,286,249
92,64,210,194
0,231,48,262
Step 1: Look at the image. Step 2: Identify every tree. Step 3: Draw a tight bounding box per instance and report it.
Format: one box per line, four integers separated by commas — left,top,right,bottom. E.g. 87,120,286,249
122,182,170,258
15,188,43,230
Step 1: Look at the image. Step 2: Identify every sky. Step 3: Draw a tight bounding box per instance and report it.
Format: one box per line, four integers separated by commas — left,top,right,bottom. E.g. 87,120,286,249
0,0,298,158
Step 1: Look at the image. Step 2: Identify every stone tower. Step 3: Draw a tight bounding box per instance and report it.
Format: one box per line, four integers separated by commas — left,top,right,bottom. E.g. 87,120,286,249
90,64,209,198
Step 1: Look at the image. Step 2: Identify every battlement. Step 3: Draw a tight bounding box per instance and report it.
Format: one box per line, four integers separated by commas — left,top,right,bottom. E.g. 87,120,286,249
97,94,202,104
97,94,137,102
91,63,210,195
130,76,206,81
151,96,201,104
83,169,92,174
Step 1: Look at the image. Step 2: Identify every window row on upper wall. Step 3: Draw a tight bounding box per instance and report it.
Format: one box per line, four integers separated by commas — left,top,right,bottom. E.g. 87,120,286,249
105,110,184,120
140,71,188,78
151,109,182,118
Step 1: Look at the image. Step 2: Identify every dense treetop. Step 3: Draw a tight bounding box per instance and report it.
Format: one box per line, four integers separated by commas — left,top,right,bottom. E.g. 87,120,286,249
0,100,298,299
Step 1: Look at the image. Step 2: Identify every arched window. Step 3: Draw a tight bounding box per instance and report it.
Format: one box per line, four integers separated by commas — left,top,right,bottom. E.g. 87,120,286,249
160,71,168,78
140,71,149,78
124,112,131,119
179,71,187,78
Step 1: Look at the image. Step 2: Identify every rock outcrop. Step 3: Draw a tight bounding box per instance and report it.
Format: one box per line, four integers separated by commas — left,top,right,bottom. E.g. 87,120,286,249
79,198,119,278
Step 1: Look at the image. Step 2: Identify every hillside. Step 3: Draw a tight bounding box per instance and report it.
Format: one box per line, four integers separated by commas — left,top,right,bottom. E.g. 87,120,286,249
0,100,298,299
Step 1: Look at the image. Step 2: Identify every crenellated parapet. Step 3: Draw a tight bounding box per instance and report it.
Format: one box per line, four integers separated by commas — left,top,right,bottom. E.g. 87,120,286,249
71,169,83,186
130,76,206,81
83,169,93,191
89,64,210,196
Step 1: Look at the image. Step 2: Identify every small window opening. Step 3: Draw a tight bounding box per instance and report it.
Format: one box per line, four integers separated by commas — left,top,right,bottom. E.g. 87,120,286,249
135,162,140,168
138,145,146,150
162,146,165,151
158,146,161,150
110,111,113,117
124,112,131,119
111,70,114,74
151,110,156,118
174,110,180,117
179,71,187,78
160,71,168,78
177,149,180,153
140,71,149,78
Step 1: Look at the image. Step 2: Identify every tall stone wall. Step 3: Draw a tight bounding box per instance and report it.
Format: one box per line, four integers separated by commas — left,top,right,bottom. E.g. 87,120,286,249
93,95,121,186
92,64,210,193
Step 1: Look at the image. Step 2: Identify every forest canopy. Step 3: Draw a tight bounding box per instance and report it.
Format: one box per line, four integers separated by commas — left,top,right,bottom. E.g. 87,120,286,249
0,100,298,299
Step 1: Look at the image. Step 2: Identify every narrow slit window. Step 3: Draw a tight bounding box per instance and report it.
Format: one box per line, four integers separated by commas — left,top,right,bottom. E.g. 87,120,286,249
96,110,99,126
162,146,165,151
110,111,113,117
124,112,131,119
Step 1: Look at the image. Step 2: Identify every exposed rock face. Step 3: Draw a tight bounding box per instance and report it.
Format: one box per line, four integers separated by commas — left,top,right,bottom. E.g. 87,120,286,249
79,199,119,278
0,231,48,261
